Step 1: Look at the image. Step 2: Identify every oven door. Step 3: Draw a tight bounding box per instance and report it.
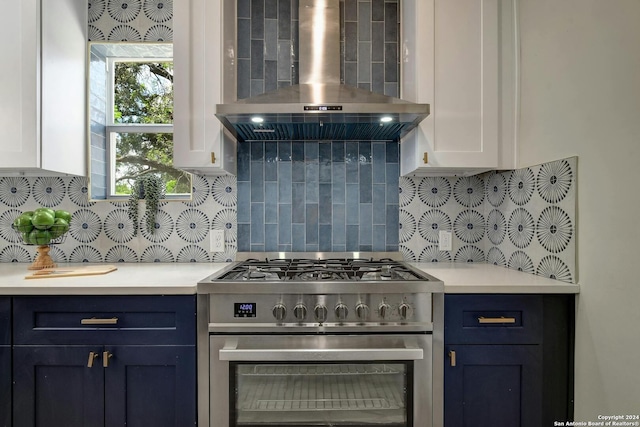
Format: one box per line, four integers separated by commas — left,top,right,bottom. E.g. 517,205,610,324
210,334,432,427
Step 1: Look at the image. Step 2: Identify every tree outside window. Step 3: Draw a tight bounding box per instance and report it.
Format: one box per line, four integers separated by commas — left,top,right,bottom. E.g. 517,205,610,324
109,60,190,196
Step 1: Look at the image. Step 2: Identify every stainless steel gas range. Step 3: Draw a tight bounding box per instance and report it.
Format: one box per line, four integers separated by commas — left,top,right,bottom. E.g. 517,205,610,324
197,253,444,427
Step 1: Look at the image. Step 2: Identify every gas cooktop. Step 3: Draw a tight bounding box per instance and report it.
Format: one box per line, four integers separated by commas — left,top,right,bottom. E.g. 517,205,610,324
199,252,444,295
213,257,426,282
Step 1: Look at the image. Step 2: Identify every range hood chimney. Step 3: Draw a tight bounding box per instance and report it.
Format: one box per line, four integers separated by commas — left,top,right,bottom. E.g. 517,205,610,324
215,0,429,142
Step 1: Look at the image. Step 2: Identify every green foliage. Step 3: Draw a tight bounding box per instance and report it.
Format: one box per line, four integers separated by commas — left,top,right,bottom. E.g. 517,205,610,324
113,61,190,195
127,174,166,236
165,179,177,194
115,182,131,195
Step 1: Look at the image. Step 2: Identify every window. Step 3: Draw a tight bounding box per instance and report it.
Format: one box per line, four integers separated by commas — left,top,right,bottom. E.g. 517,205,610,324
88,43,190,200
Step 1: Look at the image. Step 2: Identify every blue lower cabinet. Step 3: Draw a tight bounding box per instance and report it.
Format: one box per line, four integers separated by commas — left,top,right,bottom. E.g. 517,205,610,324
1,297,11,427
12,345,195,427
12,295,197,427
444,345,542,427
444,294,575,426
0,297,9,345
104,345,196,427
0,346,10,427
13,346,105,427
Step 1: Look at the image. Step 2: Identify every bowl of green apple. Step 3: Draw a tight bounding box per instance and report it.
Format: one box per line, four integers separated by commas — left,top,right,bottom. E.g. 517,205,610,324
12,208,72,270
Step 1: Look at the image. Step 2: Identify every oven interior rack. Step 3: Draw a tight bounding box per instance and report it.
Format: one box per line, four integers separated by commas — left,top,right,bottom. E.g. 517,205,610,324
237,364,405,412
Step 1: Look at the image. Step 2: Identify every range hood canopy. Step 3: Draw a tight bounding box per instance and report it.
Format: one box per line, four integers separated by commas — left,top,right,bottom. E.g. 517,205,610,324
215,0,429,142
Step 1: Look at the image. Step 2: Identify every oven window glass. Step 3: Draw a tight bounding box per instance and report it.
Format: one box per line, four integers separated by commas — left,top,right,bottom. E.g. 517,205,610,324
230,362,413,427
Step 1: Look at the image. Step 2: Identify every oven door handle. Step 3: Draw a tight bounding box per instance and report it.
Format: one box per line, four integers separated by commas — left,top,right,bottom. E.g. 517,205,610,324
219,341,424,362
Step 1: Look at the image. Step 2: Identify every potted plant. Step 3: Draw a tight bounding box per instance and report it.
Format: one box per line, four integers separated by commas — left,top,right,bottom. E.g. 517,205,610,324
127,174,165,236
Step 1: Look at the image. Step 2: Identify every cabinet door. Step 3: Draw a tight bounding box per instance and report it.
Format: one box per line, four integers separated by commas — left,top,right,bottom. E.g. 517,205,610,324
0,0,86,176
444,345,542,427
173,0,237,175
0,347,10,427
444,294,543,345
400,0,516,176
104,345,196,427
0,0,38,169
0,299,10,427
14,295,196,346
39,0,87,176
13,346,104,427
0,297,9,345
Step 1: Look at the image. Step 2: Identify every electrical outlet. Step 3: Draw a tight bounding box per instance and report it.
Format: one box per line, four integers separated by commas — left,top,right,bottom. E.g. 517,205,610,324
210,230,225,252
438,230,452,251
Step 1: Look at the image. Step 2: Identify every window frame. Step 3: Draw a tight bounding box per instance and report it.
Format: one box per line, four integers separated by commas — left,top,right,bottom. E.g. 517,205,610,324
104,56,189,200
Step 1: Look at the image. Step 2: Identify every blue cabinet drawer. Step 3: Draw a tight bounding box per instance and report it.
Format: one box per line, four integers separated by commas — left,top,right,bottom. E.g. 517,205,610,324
445,294,543,344
0,298,9,346
13,295,195,345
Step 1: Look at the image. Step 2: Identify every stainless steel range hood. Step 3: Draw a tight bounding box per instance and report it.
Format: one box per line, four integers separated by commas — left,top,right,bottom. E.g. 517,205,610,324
215,0,429,142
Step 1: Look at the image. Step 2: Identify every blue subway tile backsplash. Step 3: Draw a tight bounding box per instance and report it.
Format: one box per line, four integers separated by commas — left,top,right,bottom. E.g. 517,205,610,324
237,141,400,252
241,0,400,99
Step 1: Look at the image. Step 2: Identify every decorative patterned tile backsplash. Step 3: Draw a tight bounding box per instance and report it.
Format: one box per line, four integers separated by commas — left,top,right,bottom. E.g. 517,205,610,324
399,157,577,283
88,0,173,42
0,157,577,283
0,176,237,263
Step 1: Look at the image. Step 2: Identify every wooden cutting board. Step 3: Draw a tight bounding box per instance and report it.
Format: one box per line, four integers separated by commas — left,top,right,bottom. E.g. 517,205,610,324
25,265,118,279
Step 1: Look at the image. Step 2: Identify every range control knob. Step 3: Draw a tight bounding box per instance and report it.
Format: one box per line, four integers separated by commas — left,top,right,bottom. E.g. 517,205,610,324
314,304,328,323
378,302,391,320
293,303,307,322
355,303,370,321
334,303,349,322
272,303,287,322
398,302,412,320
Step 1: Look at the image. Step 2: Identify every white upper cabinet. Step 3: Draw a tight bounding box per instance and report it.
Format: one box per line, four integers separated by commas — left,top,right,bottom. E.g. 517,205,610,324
173,0,237,176
400,0,517,176
0,0,87,176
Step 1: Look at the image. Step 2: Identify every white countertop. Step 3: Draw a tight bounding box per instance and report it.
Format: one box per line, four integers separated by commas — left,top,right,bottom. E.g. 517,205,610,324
0,263,227,295
0,262,579,295
410,262,580,294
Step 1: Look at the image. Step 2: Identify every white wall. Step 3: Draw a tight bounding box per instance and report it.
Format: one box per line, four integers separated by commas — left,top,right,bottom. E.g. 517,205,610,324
518,0,640,417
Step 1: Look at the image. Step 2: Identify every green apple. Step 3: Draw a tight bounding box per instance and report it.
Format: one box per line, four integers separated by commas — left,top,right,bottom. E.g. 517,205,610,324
21,231,33,244
13,213,34,233
50,218,69,239
29,229,52,245
31,210,55,230
54,210,72,223
34,207,55,217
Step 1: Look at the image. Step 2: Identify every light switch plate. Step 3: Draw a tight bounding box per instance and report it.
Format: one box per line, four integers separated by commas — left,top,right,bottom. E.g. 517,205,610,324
438,230,452,251
210,230,225,252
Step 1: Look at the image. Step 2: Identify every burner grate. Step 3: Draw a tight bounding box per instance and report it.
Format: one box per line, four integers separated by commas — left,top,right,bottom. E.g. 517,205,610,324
291,269,354,281
214,257,427,282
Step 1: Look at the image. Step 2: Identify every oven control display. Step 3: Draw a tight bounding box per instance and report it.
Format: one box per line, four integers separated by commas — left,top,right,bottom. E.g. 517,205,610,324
234,303,257,318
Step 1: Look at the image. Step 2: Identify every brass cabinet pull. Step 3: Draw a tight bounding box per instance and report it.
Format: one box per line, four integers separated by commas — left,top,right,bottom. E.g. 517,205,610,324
478,316,516,324
81,317,118,325
423,152,429,164
87,351,99,368
211,152,216,164
449,350,456,367
103,351,113,368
